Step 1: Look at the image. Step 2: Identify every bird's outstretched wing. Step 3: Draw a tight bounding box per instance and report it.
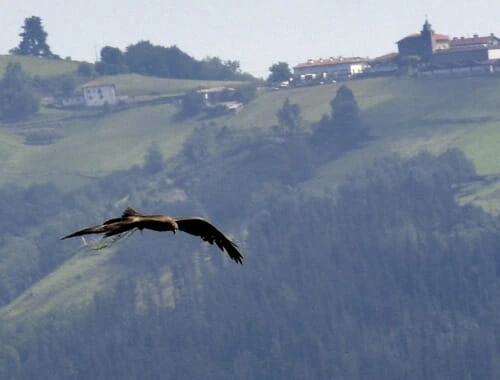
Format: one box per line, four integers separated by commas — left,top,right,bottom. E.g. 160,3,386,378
62,208,243,264
61,219,137,239
175,217,244,264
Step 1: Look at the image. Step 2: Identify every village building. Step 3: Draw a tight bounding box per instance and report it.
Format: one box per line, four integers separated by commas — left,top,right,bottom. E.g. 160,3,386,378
81,80,117,107
398,19,500,70
197,87,235,106
449,34,500,49
197,87,243,114
293,57,369,81
430,45,500,66
364,53,400,76
397,19,449,62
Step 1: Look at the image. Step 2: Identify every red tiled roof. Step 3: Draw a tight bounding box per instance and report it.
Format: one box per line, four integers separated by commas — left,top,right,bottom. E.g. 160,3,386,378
197,87,235,93
433,33,449,41
371,52,398,61
82,80,115,88
398,32,449,43
433,45,500,54
449,35,499,47
294,57,368,69
397,33,421,43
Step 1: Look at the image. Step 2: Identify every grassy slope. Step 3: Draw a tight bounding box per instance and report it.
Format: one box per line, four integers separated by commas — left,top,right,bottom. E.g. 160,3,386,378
0,103,197,189
97,73,248,96
0,54,79,77
1,75,499,322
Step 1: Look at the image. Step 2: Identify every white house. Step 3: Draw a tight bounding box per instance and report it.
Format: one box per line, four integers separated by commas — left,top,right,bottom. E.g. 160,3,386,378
293,57,369,80
81,80,117,107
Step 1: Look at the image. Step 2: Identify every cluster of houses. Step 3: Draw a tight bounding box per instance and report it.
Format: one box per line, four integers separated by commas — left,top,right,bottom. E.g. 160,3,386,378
48,19,498,110
292,19,500,83
51,80,244,114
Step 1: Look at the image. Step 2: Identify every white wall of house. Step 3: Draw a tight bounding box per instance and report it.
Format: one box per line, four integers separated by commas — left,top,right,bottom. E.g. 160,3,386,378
82,84,117,107
294,59,369,80
488,48,500,60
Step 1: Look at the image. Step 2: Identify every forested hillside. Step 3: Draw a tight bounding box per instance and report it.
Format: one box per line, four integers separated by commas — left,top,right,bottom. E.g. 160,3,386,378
0,145,498,379
0,69,499,378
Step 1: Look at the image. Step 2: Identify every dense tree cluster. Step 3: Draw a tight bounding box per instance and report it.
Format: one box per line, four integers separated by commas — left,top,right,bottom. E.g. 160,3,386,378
0,143,497,379
8,16,252,82
0,62,38,122
95,41,252,81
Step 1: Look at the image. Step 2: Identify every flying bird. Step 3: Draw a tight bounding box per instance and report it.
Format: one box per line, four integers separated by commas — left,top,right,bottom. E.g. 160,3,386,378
62,207,243,264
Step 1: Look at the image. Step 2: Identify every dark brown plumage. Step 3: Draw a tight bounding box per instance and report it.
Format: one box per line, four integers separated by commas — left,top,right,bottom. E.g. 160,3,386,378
62,207,243,264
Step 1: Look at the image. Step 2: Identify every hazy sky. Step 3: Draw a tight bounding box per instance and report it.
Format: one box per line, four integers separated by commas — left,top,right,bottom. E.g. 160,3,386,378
2,0,500,77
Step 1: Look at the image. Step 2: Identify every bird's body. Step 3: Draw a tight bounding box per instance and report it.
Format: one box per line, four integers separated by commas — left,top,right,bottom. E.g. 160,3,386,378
62,207,243,264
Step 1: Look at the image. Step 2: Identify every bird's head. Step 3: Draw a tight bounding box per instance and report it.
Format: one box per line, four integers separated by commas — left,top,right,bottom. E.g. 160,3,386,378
172,221,179,234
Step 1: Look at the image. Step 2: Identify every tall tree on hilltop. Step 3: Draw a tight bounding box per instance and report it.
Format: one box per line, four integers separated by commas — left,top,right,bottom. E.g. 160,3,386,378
267,62,292,84
10,16,56,58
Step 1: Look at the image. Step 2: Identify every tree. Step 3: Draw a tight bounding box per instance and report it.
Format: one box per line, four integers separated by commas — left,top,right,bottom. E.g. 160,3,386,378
77,62,93,77
234,84,257,103
267,62,292,84
330,85,362,131
95,46,128,75
313,85,368,148
277,98,302,133
179,90,205,117
0,62,38,122
10,16,55,58
143,142,164,174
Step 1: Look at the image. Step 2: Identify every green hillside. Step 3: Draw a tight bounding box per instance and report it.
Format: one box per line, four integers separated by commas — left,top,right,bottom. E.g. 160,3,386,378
0,54,80,77
1,75,499,193
0,75,499,324
0,70,499,378
96,73,249,96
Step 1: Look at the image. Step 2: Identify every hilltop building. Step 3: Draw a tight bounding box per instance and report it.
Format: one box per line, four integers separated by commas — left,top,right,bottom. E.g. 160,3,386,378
397,19,449,62
397,19,500,70
293,57,369,81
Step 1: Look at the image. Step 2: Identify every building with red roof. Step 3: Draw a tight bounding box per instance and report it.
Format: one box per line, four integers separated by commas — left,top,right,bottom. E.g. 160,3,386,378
293,56,369,80
81,80,117,107
397,19,449,62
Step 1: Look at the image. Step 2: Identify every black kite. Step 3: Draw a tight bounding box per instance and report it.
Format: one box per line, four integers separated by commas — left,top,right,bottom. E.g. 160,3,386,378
62,207,243,264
